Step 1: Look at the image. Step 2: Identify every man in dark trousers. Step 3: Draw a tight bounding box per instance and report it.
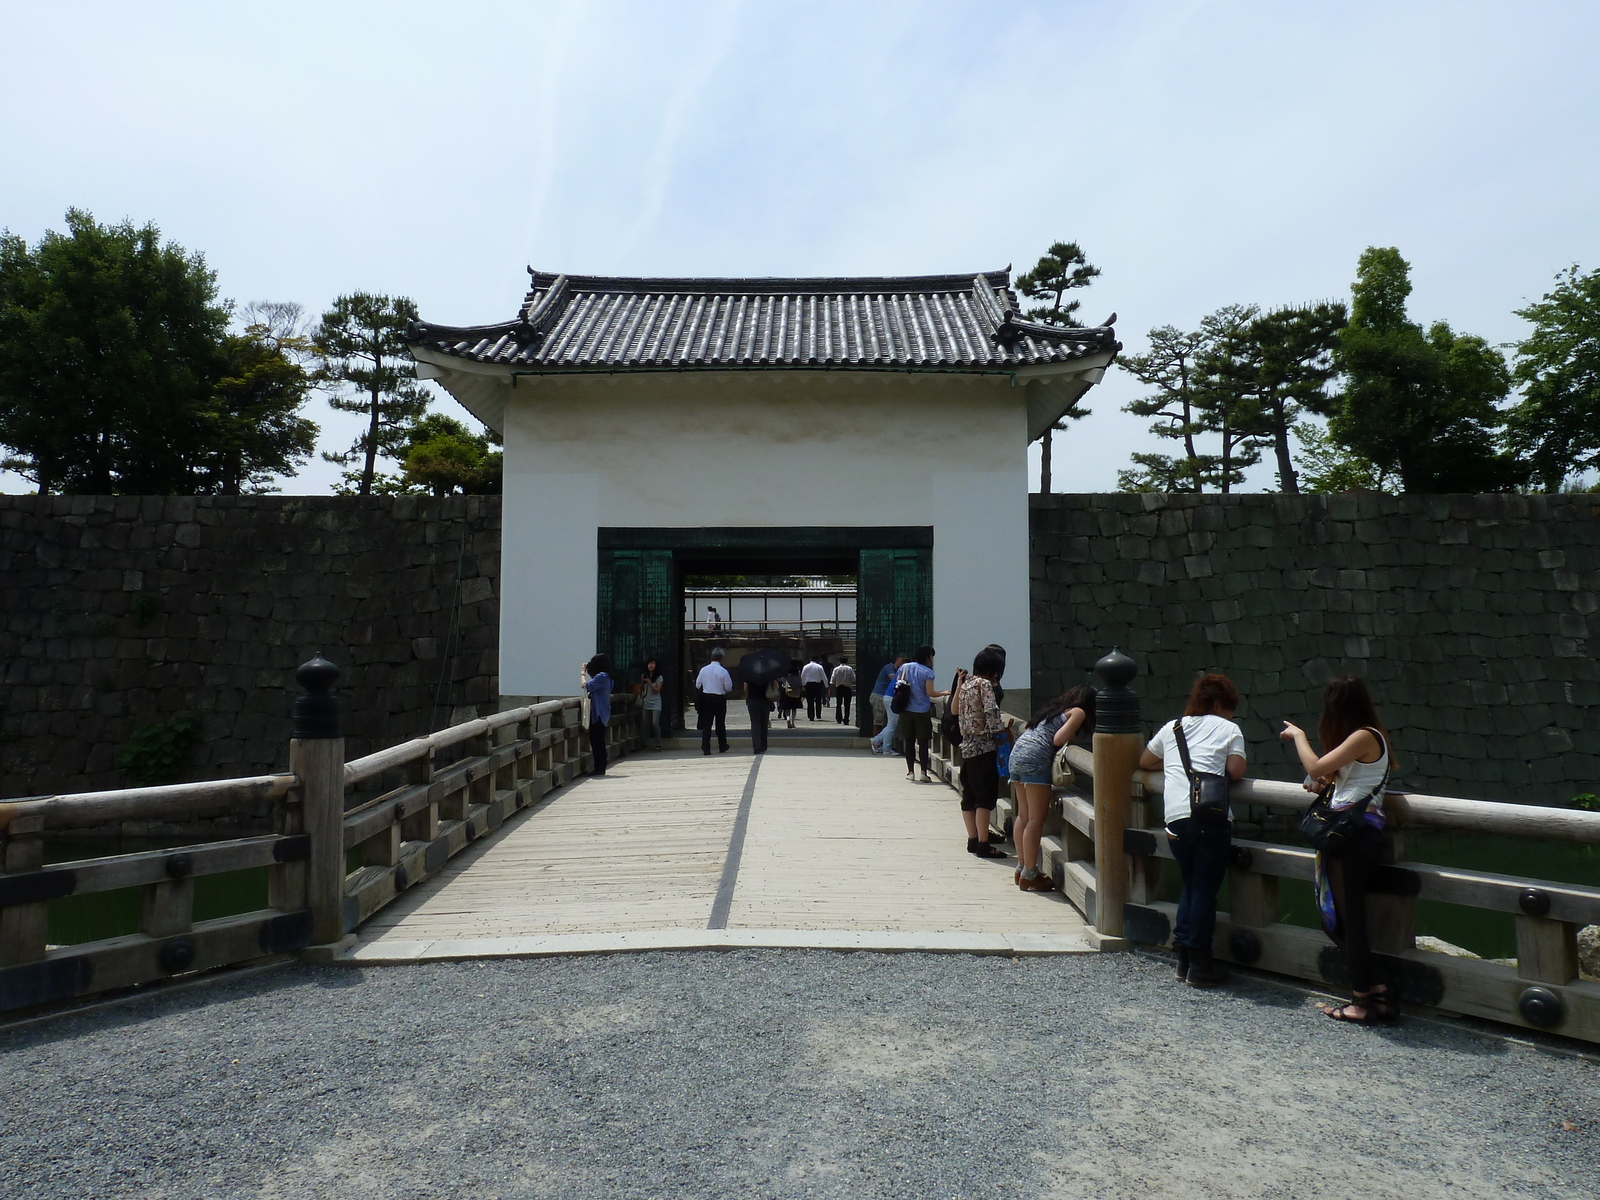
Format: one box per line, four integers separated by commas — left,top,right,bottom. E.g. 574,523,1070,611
800,655,828,721
694,648,734,754
830,658,855,724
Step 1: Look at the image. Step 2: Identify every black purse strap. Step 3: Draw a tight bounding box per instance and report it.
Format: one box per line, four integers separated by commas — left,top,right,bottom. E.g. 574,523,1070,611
1172,718,1197,780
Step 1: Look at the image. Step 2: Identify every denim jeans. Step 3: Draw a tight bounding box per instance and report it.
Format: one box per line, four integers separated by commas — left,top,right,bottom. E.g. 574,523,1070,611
644,708,661,748
871,707,900,754
1167,816,1231,953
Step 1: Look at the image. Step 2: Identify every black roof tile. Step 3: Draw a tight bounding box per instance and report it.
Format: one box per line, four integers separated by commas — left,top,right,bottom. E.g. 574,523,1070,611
407,269,1118,372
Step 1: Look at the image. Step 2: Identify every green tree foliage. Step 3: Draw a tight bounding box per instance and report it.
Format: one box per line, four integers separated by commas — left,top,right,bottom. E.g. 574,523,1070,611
313,293,430,495
1207,302,1346,494
1017,241,1100,491
1331,247,1523,492
1119,325,1218,492
0,211,220,492
1506,266,1600,491
0,211,318,494
1015,241,1101,327
1293,423,1397,493
1118,306,1267,493
399,413,502,495
205,304,318,494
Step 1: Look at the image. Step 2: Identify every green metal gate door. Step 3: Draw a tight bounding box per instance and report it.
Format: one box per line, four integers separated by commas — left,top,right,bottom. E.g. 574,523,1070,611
856,547,932,737
597,548,677,733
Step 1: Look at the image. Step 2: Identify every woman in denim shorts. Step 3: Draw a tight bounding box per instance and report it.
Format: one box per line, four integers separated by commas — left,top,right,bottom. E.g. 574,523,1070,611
1007,686,1096,891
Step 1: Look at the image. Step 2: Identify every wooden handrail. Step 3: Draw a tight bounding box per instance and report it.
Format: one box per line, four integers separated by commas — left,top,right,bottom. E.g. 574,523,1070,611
343,697,583,785
0,774,296,831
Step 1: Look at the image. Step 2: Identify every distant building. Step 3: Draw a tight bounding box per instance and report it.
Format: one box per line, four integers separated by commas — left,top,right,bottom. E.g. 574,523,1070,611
407,268,1118,731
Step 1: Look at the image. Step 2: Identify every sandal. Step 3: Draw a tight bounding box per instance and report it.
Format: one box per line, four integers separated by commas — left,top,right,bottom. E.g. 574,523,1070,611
1368,986,1401,1024
1321,992,1382,1025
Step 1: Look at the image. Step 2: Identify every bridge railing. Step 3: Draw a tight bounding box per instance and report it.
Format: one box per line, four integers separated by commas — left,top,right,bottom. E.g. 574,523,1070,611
0,661,641,1015
930,657,1600,1043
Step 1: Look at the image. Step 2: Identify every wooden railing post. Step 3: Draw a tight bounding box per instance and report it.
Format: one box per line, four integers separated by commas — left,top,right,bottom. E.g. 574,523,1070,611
291,654,346,947
0,812,48,967
1091,648,1141,939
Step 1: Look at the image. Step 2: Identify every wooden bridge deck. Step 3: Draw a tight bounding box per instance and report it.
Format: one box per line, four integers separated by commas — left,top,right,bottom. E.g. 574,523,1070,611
349,748,1091,961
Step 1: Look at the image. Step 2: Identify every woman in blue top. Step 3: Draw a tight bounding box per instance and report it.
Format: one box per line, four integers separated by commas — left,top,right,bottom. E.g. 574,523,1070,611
897,645,947,782
580,654,614,777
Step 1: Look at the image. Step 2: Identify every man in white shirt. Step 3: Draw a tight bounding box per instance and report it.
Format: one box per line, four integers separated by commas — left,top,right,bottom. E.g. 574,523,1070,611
800,657,829,721
694,648,734,754
829,659,856,725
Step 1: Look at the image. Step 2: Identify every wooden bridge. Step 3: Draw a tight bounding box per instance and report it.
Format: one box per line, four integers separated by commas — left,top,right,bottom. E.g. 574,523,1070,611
2,652,1598,1046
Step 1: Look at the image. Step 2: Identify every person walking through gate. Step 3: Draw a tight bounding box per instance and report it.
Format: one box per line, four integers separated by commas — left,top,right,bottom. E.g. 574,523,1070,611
801,655,828,721
830,658,855,725
869,655,905,751
1140,674,1247,989
639,656,665,750
1281,677,1398,1025
1009,686,1096,890
778,660,803,728
744,673,775,754
954,646,1008,858
898,645,947,783
695,648,733,755
580,655,615,777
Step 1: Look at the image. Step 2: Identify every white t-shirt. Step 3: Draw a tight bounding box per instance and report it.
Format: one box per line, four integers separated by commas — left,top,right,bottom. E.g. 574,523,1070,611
1145,715,1247,827
830,664,855,689
695,662,734,695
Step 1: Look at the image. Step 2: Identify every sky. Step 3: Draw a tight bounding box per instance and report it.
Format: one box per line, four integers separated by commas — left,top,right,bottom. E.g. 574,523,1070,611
2,0,1598,494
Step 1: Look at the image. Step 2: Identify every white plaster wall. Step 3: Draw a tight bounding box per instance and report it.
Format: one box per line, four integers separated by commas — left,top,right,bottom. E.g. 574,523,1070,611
487,370,1031,696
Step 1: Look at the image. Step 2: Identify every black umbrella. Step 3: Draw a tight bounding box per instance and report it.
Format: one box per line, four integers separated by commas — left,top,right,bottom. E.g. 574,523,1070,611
738,648,790,687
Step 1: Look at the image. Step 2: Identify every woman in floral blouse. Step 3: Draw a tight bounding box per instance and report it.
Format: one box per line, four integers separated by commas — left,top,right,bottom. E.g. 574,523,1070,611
955,645,1009,859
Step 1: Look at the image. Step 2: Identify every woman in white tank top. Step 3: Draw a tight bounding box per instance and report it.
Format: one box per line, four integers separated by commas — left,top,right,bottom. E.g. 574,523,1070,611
1281,675,1396,1026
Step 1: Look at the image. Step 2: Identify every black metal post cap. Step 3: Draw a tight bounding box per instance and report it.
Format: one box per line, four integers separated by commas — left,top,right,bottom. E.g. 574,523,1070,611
1095,647,1137,690
1094,646,1141,734
296,653,341,694
292,652,342,740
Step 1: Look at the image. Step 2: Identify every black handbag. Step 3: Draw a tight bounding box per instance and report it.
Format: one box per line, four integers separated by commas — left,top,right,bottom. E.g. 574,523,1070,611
890,670,911,714
1298,731,1390,855
941,673,966,745
1173,718,1231,825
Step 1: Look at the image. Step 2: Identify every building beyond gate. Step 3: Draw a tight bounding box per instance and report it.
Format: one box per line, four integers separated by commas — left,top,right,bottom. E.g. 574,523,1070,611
408,269,1119,731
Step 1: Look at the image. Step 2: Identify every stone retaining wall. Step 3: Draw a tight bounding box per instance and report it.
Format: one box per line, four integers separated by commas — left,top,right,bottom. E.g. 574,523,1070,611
1029,492,1600,806
0,496,500,808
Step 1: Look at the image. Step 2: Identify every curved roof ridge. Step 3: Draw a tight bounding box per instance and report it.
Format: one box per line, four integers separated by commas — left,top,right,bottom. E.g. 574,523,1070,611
524,268,1013,296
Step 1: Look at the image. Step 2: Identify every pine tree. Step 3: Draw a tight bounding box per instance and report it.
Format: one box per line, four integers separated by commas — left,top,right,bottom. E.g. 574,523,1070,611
312,293,430,495
1016,242,1101,491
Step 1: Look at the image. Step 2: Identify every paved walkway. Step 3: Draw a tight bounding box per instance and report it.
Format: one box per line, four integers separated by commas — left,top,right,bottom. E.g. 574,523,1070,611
351,748,1089,962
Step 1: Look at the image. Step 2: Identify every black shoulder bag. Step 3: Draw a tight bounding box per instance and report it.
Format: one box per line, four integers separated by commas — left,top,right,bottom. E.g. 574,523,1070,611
890,667,912,714
1297,731,1390,856
1173,718,1231,825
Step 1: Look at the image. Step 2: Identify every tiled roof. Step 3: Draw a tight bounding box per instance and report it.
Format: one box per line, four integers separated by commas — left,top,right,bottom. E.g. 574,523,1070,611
407,269,1118,373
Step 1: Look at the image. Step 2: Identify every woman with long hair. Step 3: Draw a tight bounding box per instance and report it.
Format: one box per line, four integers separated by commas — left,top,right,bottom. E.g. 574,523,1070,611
954,645,1008,859
1007,685,1096,890
580,654,615,777
640,656,665,750
1280,676,1397,1024
1139,674,1247,988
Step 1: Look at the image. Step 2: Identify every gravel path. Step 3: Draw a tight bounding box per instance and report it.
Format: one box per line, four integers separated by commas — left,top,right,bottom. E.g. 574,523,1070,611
1,952,1595,1199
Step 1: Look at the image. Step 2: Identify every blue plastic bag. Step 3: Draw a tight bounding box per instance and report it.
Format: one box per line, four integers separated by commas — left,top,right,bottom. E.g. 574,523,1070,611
996,737,1012,779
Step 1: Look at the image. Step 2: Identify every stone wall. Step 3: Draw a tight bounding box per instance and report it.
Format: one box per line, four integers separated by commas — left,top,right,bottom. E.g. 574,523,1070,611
0,496,501,804
1029,492,1600,806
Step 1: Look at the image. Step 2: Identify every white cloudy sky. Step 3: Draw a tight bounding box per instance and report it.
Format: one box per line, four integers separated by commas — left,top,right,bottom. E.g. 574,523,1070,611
3,0,1597,493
